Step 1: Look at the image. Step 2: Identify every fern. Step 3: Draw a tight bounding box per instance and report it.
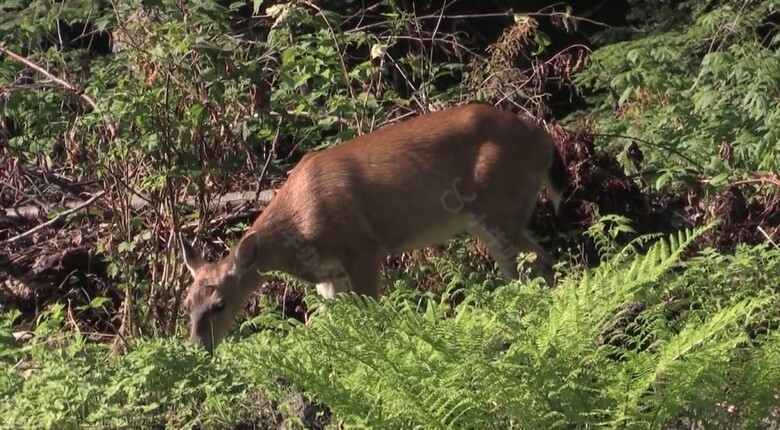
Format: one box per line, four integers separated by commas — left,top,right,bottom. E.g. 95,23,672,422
243,224,780,428
4,226,780,429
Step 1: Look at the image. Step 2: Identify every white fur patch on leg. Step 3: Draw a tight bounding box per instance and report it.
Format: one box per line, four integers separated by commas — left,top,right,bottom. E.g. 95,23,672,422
315,282,337,299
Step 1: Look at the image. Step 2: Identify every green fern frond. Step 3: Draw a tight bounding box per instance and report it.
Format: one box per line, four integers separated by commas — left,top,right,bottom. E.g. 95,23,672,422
217,226,780,428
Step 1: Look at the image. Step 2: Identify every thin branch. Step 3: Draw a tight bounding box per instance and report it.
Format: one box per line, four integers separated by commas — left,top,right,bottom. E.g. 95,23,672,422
729,176,780,188
0,191,106,247
592,132,704,169
347,10,611,34
300,0,359,127
0,46,117,137
758,225,779,249
256,116,283,201
0,46,96,109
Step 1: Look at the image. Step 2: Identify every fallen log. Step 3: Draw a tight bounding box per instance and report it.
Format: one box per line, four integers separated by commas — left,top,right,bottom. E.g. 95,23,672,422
1,189,278,222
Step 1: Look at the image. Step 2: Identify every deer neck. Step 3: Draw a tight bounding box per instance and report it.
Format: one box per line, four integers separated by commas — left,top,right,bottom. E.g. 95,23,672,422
247,208,304,277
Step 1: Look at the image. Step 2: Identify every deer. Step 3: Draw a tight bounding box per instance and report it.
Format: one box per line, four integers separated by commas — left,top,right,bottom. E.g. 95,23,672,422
179,102,570,353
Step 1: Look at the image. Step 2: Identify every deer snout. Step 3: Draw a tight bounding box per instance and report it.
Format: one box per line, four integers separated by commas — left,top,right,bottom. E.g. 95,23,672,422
189,312,217,354
190,332,214,354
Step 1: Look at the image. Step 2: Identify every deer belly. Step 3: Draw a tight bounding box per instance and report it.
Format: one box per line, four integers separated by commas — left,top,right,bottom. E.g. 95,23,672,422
294,255,347,284
382,216,469,254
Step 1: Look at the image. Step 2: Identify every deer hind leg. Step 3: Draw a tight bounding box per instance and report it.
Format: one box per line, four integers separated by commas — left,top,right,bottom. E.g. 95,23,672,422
466,214,555,286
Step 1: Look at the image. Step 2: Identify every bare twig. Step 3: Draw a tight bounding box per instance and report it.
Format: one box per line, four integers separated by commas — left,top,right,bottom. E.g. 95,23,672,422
758,225,779,249
300,1,361,128
729,176,780,188
0,191,106,247
0,46,117,137
0,47,95,107
256,117,283,201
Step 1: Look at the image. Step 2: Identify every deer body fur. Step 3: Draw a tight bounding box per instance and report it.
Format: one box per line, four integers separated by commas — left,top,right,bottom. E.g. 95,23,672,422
180,103,569,352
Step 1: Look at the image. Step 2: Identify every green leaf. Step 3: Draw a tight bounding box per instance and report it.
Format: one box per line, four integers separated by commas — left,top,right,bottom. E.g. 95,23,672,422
90,296,111,308
188,103,206,124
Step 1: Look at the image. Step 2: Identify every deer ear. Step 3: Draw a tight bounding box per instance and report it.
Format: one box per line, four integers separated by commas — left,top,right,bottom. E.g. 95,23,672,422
230,231,260,276
180,234,205,276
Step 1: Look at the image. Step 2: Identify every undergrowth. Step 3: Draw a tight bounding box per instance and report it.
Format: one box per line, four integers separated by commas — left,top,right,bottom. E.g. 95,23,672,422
2,223,780,429
572,0,780,189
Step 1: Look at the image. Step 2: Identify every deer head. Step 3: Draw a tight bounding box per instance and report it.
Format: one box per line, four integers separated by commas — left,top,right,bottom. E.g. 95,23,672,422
179,232,265,353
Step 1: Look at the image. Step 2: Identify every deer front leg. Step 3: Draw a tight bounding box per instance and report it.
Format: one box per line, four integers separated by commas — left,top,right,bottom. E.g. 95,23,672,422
315,277,350,300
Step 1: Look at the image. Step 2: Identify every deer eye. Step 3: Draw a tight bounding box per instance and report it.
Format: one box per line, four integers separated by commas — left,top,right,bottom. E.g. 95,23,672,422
211,300,225,314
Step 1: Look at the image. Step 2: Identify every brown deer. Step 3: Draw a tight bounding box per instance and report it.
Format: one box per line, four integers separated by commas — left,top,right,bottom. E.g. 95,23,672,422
179,102,570,352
